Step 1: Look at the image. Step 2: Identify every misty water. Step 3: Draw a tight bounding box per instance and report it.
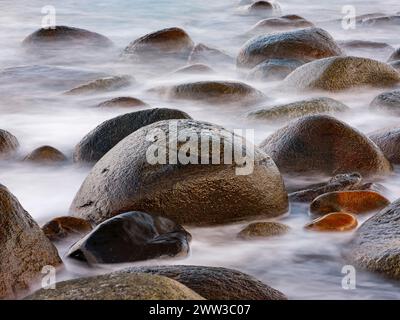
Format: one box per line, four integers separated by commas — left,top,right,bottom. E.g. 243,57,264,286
1,0,400,299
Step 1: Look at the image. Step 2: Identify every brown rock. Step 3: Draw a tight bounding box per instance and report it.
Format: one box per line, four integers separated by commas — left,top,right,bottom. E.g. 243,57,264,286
153,80,265,105
247,15,314,36
369,127,400,164
42,216,92,242
97,97,148,108
259,115,392,177
70,119,288,226
305,212,357,232
188,43,234,66
26,273,204,300
237,221,290,239
64,75,132,95
172,63,215,75
237,27,342,69
0,184,62,299
122,27,194,63
0,129,19,159
310,191,390,216
24,146,67,164
282,56,400,91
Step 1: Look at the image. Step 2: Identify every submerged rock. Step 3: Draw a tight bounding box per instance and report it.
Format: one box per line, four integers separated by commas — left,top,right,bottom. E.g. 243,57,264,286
26,273,204,300
369,90,400,115
64,75,132,95
237,28,342,69
305,212,357,232
282,56,400,91
188,43,234,66
73,108,191,164
388,47,400,62
97,96,149,108
239,1,281,17
121,265,287,300
0,184,62,299
0,129,19,159
237,221,290,239
289,172,363,203
22,26,113,52
67,211,191,264
247,15,314,36
346,199,400,279
369,127,400,164
338,40,394,59
122,27,194,63
310,191,390,216
24,146,67,164
172,63,215,75
153,80,265,105
259,115,392,177
70,119,288,225
247,97,349,122
246,58,304,81
42,216,93,242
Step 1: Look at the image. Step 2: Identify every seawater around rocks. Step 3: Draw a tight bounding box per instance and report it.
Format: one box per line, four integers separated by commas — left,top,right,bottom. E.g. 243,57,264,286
1,0,400,299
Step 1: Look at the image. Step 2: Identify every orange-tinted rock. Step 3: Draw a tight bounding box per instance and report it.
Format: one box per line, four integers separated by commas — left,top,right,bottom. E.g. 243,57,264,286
237,221,290,239
310,191,390,216
24,146,67,164
42,216,93,241
305,212,357,232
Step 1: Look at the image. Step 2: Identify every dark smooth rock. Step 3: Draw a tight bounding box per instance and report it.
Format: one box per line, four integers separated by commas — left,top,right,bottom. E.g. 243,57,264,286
389,60,400,71
26,273,204,300
246,58,304,81
24,146,67,164
369,127,400,164
237,221,290,239
121,265,287,300
259,115,392,177
237,27,342,69
67,211,191,264
73,108,191,164
42,216,93,242
369,90,400,115
282,56,400,91
346,199,400,279
0,184,62,299
70,119,288,225
0,129,19,159
247,97,349,122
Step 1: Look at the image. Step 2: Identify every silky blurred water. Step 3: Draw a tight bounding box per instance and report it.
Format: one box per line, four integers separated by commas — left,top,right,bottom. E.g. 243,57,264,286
0,0,400,299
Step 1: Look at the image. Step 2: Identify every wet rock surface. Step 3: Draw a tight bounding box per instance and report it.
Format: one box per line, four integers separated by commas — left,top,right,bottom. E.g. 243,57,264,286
70,119,289,225
121,265,287,300
310,190,390,216
0,129,19,159
305,212,357,232
26,272,204,300
97,96,149,108
346,199,400,279
369,90,400,115
73,108,191,164
259,115,392,177
237,27,342,69
247,15,314,36
24,146,67,164
67,211,191,264
369,127,400,164
237,221,290,239
246,58,304,81
188,44,234,66
0,184,62,299
247,97,349,122
64,75,132,95
282,56,400,91
42,216,93,242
